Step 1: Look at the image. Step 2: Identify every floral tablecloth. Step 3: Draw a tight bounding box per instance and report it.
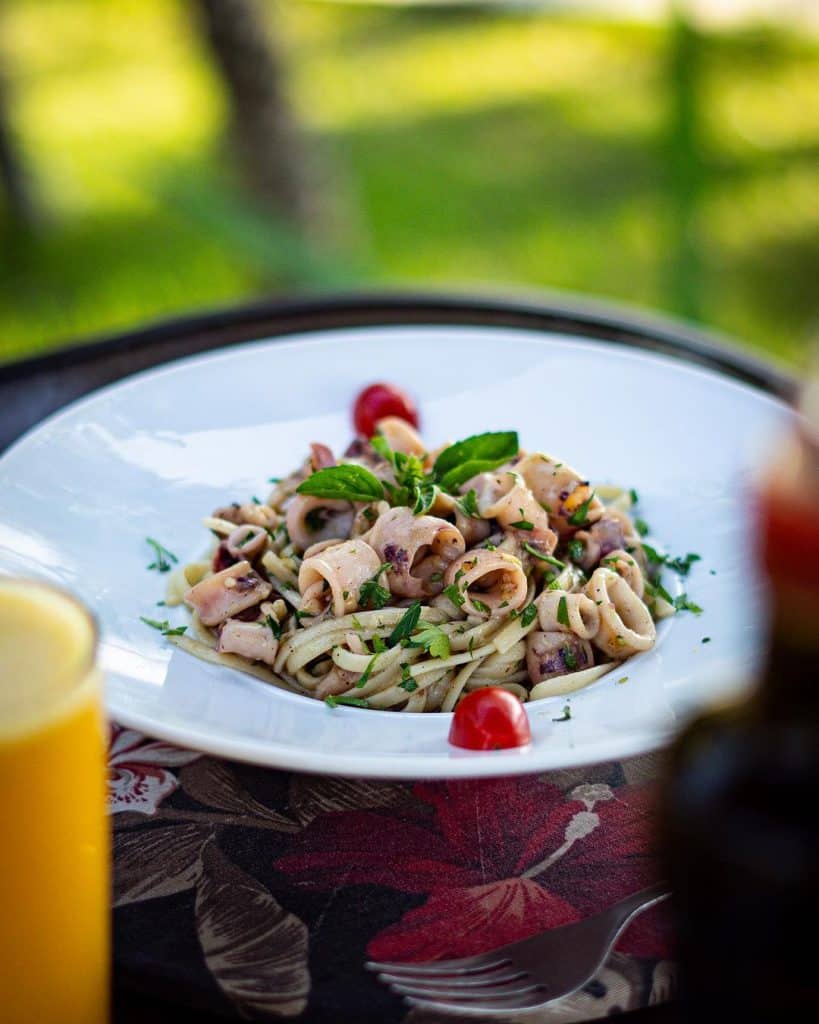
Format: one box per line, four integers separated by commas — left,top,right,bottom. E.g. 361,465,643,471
109,726,675,1022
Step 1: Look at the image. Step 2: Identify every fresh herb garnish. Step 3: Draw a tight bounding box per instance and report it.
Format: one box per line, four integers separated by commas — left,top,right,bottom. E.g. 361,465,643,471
567,538,585,563
265,614,282,639
641,542,666,566
666,552,702,577
295,610,316,622
145,537,178,573
359,562,393,610
387,601,422,647
524,543,564,569
552,705,572,722
325,695,370,709
521,604,538,627
562,644,578,670
456,489,479,518
442,583,466,609
471,597,490,614
701,637,711,643
431,431,519,492
629,488,639,505
644,579,675,606
468,636,475,658
408,623,451,660
635,518,650,537
297,464,385,503
674,594,703,614
568,493,595,527
267,476,282,484
140,616,187,636
399,664,418,692
557,595,570,627
356,653,380,688
617,675,629,684
547,577,562,591
510,509,534,531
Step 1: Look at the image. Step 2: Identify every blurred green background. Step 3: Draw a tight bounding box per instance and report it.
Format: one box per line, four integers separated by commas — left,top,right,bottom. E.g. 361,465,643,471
1,0,817,365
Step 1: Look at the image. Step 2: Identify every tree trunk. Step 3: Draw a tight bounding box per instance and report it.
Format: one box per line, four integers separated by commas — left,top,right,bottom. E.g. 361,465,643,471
194,0,311,229
0,68,35,229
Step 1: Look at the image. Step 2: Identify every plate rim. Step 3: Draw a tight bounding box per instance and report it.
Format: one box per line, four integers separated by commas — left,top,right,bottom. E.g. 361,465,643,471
0,292,794,776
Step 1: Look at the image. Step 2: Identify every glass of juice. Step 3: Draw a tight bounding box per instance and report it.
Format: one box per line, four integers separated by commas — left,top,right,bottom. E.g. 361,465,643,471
0,579,109,1023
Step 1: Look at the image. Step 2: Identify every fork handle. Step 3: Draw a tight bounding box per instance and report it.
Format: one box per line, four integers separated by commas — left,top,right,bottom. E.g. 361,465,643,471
606,881,671,938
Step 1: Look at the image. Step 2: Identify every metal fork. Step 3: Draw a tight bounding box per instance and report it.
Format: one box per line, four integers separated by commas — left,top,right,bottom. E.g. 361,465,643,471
366,882,670,1017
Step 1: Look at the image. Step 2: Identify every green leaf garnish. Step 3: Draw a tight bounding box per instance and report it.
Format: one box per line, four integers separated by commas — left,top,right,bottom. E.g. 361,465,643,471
355,653,380,687
297,464,385,503
455,489,479,518
359,562,393,610
674,593,703,614
387,601,422,647
635,518,650,537
629,488,639,505
552,704,572,722
568,493,595,527
557,595,570,627
432,431,519,492
510,518,534,531
265,614,282,639
140,616,187,636
567,538,585,563
442,583,465,609
666,552,701,577
145,537,178,573
562,644,578,670
325,695,370,709
520,603,537,627
408,623,451,660
524,543,563,569
471,597,490,614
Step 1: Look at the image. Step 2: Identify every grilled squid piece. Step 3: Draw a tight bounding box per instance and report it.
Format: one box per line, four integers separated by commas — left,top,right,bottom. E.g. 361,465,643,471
429,490,492,547
517,453,604,537
185,561,272,626
585,567,655,658
365,507,466,598
443,549,528,618
536,590,600,640
225,524,268,561
213,502,279,529
472,471,557,552
526,630,594,685
218,618,279,666
298,539,382,618
599,548,644,599
374,416,426,457
285,495,355,553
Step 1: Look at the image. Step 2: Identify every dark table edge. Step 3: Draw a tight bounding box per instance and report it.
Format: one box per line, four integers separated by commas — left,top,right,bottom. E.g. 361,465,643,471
0,287,795,399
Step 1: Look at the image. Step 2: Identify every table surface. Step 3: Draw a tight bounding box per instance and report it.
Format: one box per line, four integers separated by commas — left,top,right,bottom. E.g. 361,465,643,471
3,292,788,1024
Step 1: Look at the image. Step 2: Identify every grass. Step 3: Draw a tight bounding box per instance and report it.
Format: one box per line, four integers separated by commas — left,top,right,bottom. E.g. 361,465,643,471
1,0,817,364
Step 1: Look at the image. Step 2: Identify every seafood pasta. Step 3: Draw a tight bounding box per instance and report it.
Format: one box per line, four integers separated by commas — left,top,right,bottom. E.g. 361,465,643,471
165,418,674,712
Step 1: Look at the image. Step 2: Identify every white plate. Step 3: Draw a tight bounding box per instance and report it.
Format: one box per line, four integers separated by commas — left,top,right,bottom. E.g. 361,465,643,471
0,325,791,777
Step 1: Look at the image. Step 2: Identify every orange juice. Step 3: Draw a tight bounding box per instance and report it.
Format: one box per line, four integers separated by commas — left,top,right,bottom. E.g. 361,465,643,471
0,580,109,1023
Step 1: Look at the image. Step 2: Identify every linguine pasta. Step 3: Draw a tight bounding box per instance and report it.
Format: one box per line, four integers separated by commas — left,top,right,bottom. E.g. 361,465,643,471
167,419,676,712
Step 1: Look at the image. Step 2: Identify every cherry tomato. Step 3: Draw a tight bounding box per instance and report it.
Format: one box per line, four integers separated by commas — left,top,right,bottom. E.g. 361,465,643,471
448,687,531,750
353,382,419,438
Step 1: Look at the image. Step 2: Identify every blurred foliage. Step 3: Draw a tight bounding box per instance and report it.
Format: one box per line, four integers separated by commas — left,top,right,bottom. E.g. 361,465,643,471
1,0,818,363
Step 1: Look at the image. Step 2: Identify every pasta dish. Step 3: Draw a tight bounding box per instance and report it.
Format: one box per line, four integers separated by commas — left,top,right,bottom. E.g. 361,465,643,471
160,417,681,712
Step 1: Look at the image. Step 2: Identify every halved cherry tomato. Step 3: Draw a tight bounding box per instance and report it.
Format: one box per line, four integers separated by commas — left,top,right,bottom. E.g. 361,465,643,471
448,687,531,750
353,382,419,438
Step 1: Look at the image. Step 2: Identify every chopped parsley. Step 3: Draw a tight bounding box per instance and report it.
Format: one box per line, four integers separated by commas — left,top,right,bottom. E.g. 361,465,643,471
355,653,380,688
520,604,538,627
399,664,418,692
443,582,466,609
371,635,388,654
387,601,422,647
547,577,562,591
568,492,595,527
640,542,666,566
456,489,479,518
524,543,564,569
617,675,629,684
359,562,393,610
265,614,282,639
295,610,316,623
635,518,650,537
567,538,585,563
325,695,370,709
471,597,490,614
267,476,282,484
629,488,639,505
701,637,711,644
510,511,534,531
552,705,572,722
562,644,578,670
145,537,178,573
674,593,703,614
140,616,187,637
557,595,570,627
468,636,475,658
251,496,261,504
408,624,451,660
644,579,675,606
666,552,702,577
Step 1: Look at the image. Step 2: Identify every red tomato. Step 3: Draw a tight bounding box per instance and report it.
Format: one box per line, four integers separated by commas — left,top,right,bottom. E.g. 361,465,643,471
353,383,419,438
448,688,531,750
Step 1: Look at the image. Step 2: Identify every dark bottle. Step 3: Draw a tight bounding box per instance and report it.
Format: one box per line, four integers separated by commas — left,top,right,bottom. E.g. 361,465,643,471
662,403,819,1022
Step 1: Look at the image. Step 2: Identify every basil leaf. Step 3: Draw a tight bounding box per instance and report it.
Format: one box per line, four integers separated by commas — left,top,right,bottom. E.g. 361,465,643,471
432,431,518,491
297,464,385,503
